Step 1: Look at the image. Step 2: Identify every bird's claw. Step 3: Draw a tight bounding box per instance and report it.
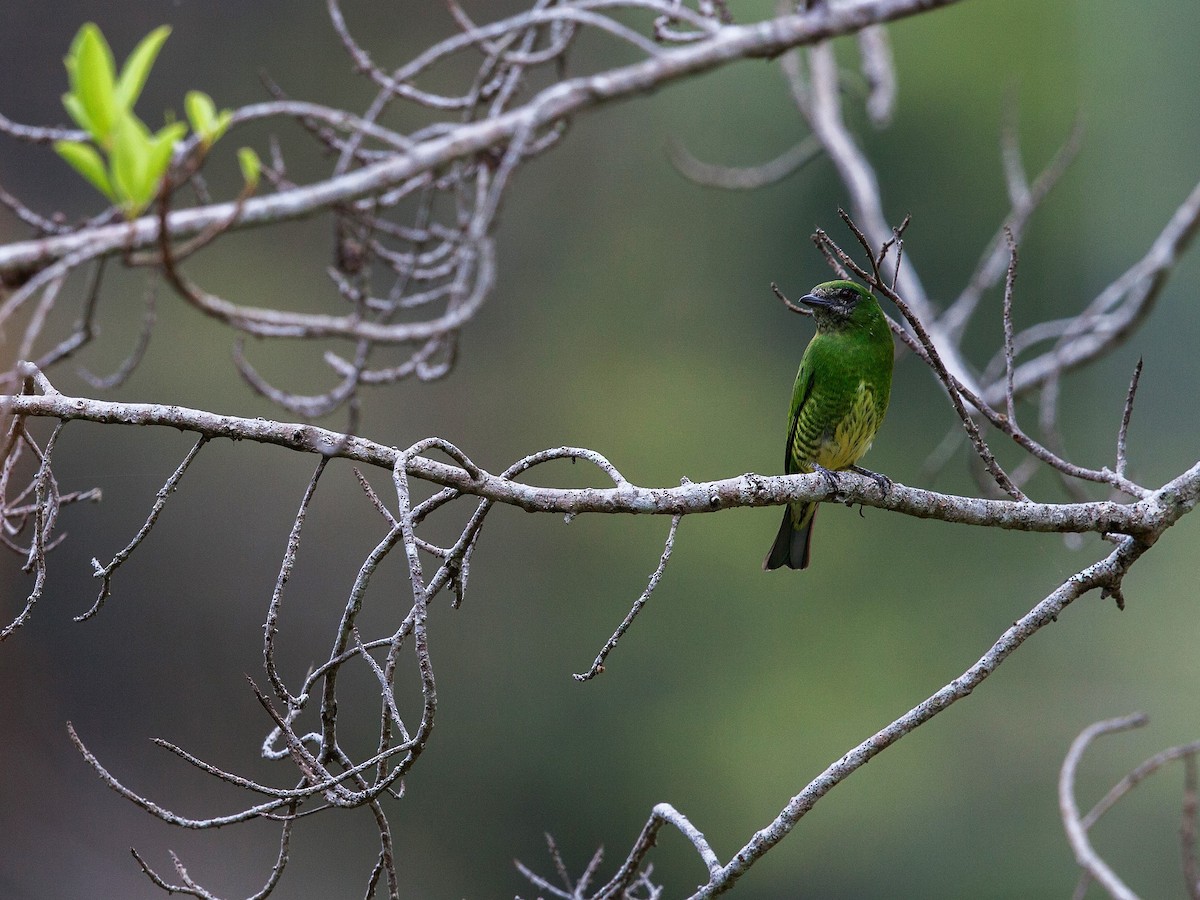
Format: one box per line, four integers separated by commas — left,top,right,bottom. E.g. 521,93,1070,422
811,463,842,498
850,464,891,497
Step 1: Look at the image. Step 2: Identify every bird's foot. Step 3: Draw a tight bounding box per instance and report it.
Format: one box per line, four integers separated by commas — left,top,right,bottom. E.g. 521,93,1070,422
811,463,842,499
849,464,891,497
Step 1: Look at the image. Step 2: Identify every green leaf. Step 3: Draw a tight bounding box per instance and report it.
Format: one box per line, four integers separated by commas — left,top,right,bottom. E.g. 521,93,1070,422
184,90,216,138
109,117,185,217
116,25,171,110
64,24,89,72
63,23,108,84
237,147,261,189
54,139,115,202
62,93,92,134
185,91,233,147
67,23,118,145
109,115,152,214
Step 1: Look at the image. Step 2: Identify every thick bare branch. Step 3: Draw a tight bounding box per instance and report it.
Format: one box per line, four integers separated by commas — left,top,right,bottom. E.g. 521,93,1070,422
4,380,1196,538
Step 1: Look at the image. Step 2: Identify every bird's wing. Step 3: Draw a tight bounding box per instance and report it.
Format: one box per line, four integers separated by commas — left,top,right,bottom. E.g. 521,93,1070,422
784,363,816,474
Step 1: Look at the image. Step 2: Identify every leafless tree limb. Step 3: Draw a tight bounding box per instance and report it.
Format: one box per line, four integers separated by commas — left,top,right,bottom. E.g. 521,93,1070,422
668,134,823,189
992,177,1200,405
594,538,1150,897
942,114,1084,341
1060,713,1148,900
5,370,1196,538
574,514,681,681
1116,358,1143,482
5,344,1198,893
1062,717,1200,900
0,0,968,278
81,435,209,621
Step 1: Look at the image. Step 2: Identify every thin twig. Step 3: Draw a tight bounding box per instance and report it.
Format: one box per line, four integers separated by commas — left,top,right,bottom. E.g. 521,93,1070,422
1002,226,1018,425
942,115,1084,341
264,457,329,705
1081,739,1200,831
1059,713,1147,900
0,421,64,641
770,281,813,316
574,514,681,681
78,279,157,390
80,436,209,621
1116,358,1143,481
668,135,822,189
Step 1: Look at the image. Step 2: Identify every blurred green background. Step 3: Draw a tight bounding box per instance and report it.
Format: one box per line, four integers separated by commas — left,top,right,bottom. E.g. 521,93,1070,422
2,1,1199,897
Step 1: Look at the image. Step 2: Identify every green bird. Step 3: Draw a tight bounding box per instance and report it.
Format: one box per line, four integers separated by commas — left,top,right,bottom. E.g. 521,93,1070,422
764,280,894,570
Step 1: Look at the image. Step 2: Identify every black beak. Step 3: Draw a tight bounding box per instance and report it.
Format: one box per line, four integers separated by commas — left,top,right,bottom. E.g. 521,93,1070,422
799,293,833,310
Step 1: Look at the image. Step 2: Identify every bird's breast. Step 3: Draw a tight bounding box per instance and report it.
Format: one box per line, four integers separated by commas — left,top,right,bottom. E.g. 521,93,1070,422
806,381,883,470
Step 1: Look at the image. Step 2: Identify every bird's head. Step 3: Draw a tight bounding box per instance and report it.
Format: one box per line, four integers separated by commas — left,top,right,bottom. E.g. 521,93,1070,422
799,280,885,333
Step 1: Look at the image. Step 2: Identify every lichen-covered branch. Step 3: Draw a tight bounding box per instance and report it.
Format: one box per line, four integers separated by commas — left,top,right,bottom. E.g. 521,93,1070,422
4,375,1196,540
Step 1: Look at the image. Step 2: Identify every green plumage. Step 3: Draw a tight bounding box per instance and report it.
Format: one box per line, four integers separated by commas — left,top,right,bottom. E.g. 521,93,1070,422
764,281,894,570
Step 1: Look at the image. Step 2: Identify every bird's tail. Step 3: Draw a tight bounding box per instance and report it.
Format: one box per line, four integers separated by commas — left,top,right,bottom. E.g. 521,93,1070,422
762,502,816,570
